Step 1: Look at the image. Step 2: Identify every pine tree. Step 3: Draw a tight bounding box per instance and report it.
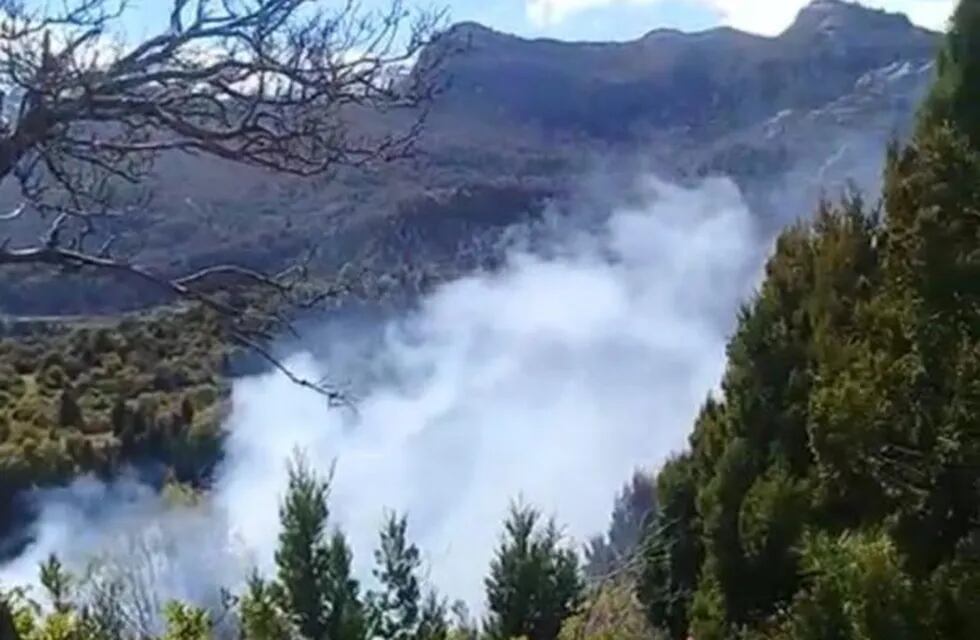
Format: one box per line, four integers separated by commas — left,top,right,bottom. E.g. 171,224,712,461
417,593,449,640
483,503,583,640
274,453,366,640
370,513,423,640
275,454,334,640
322,530,367,640
639,455,702,639
585,471,658,579
180,396,195,426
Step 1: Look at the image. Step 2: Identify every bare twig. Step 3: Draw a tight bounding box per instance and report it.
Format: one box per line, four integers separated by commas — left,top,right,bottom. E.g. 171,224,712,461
0,239,348,398
0,0,451,397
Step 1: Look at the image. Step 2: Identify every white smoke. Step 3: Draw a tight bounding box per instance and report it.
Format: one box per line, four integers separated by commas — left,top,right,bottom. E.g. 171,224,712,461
1,173,766,614
0,477,248,635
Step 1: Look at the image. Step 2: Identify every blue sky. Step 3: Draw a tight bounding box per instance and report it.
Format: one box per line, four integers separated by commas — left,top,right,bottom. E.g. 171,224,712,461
109,0,956,43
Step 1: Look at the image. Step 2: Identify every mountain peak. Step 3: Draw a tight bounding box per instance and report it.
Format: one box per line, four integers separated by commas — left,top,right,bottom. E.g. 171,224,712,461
784,0,919,40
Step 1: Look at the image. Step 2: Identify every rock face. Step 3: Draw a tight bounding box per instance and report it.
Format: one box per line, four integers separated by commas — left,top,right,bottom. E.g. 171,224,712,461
0,1,942,314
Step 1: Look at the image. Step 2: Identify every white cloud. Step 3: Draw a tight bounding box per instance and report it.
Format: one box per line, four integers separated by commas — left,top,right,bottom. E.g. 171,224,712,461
525,0,955,35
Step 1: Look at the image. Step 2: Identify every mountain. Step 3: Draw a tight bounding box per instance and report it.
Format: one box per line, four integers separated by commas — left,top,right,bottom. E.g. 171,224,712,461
695,57,935,223
0,0,941,316
428,0,935,139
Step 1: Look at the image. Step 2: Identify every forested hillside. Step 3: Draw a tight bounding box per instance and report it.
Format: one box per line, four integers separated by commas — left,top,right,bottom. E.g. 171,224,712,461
0,306,230,550
0,0,938,316
1,1,979,640
637,2,980,637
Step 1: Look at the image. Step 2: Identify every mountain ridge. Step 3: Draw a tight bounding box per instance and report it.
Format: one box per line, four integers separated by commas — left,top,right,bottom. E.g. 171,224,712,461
430,0,937,139
0,0,945,315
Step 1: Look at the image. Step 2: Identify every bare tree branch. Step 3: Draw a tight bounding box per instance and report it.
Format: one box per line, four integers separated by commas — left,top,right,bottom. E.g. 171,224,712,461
0,0,451,396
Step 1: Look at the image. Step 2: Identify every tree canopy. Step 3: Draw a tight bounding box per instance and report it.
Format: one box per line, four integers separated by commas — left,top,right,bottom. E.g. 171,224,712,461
636,1,980,637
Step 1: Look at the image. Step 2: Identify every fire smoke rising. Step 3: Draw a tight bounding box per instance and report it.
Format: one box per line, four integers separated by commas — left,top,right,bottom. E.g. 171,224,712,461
1,173,766,618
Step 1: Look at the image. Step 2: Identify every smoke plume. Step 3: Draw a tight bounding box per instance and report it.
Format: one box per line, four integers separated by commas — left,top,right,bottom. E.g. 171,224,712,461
1,173,766,617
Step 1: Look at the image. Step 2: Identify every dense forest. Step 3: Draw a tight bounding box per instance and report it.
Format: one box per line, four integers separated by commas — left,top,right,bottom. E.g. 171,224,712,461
2,1,980,639
638,2,980,637
0,307,230,543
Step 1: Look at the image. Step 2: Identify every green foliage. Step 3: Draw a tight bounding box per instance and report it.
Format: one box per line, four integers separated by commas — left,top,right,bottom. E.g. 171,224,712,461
56,391,83,430
774,531,927,640
584,471,657,579
275,454,335,640
0,305,230,538
239,573,295,640
483,503,583,640
369,512,447,640
162,602,211,640
558,579,659,640
274,454,366,640
920,0,980,147
3,6,980,640
635,6,980,635
638,455,701,639
38,556,72,616
0,598,19,640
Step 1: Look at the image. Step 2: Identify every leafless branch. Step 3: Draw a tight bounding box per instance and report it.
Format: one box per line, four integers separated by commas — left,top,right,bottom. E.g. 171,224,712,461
0,237,350,398
0,0,451,396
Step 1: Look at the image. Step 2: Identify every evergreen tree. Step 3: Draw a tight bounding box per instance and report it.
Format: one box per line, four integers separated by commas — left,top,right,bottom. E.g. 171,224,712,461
162,602,211,640
639,454,702,639
370,512,442,640
585,471,658,579
483,504,583,640
274,454,365,640
110,399,129,437
372,513,421,639
322,530,367,640
632,3,980,633
771,531,928,640
180,396,195,426
276,454,332,640
417,593,449,640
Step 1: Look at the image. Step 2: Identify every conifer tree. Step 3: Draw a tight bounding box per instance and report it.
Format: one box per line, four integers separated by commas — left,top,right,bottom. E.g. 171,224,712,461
274,454,365,640
322,531,367,640
162,602,212,640
370,513,427,640
483,504,583,640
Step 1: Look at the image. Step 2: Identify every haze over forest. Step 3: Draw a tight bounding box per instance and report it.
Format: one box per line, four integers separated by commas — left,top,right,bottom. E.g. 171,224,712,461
0,1,979,640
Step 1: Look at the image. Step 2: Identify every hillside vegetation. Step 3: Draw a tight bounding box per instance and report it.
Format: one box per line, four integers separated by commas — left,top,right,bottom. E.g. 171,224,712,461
2,1,980,640
636,3,980,638
0,1,937,316
0,307,229,543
